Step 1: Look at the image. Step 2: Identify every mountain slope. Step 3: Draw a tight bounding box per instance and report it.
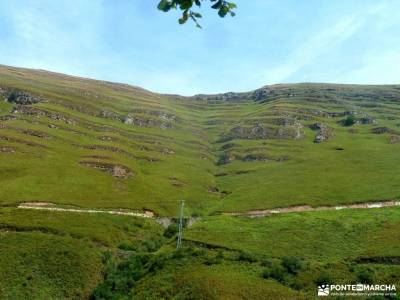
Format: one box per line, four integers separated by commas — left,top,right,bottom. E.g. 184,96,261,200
1,65,400,299
1,65,400,216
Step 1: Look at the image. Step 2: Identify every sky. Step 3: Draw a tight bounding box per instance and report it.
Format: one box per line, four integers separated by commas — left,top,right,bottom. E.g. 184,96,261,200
0,0,399,95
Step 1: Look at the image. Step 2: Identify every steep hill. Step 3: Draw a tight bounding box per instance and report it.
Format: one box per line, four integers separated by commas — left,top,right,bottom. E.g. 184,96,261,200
1,65,400,216
1,65,400,299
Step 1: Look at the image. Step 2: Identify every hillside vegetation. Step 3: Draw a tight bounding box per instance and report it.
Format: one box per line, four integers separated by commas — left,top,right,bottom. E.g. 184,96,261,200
1,65,400,299
1,65,400,215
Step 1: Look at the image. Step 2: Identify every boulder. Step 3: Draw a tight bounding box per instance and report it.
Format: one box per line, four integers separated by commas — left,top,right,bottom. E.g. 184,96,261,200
310,123,335,143
389,135,400,144
360,116,377,125
7,91,42,105
371,127,395,134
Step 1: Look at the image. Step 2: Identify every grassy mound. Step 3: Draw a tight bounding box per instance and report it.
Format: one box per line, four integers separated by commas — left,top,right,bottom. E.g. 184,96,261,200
0,232,103,299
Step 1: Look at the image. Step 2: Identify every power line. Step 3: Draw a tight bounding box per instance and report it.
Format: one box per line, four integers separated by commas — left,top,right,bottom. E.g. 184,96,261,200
176,199,185,249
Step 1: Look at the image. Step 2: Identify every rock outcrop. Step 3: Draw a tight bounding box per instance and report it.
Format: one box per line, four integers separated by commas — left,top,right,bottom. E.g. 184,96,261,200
221,121,303,142
310,123,335,143
389,135,400,144
79,161,132,179
7,91,43,105
371,127,395,134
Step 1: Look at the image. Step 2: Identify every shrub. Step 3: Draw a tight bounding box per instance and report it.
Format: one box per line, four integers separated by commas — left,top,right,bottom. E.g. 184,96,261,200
282,256,303,275
172,245,201,259
147,253,168,272
217,153,230,165
204,256,222,266
343,115,356,126
357,267,375,284
93,254,150,299
204,250,223,265
7,91,18,103
263,263,287,283
163,223,179,238
315,272,334,286
137,238,163,252
290,278,305,290
237,251,258,263
118,242,136,251
261,258,273,268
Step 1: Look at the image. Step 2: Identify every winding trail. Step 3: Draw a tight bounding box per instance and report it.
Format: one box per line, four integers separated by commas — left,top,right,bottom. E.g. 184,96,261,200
223,200,400,218
17,200,400,220
17,202,154,218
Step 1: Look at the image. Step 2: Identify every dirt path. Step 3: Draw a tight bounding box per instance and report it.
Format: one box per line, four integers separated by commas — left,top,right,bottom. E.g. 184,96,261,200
17,200,400,220
17,202,155,218
223,200,400,218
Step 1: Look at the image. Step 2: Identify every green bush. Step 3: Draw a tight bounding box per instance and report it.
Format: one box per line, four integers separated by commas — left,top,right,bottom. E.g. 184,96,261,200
7,90,18,103
204,250,224,265
357,267,375,284
263,263,287,283
137,238,163,252
314,272,334,286
282,256,303,274
163,223,179,238
237,251,258,263
261,258,273,267
147,253,168,272
290,278,305,290
118,242,136,251
93,254,150,299
343,115,356,126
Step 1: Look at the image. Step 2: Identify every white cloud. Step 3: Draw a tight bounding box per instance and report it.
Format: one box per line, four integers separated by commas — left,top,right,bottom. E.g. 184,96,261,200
259,3,394,84
261,17,364,83
341,51,400,84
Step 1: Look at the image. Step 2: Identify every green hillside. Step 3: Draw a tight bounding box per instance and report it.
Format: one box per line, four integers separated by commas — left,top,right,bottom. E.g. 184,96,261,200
1,65,400,216
1,65,399,299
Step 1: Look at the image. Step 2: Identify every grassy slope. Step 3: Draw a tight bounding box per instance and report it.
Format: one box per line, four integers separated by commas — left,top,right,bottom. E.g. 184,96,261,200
1,66,400,299
1,66,400,214
0,232,103,300
186,207,400,261
0,207,163,248
0,207,164,299
134,261,307,300
0,65,218,216
207,85,400,212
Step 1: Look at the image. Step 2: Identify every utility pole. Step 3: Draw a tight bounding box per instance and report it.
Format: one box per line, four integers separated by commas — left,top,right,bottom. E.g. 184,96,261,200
176,200,185,249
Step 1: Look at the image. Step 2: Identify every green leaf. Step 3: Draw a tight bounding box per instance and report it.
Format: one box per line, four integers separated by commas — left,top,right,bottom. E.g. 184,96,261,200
228,2,237,9
211,0,222,9
179,0,193,10
157,0,172,12
178,18,187,24
218,6,229,17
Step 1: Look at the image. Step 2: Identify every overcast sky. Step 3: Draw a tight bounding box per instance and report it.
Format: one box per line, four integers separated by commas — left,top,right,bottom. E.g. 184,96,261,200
1,0,399,95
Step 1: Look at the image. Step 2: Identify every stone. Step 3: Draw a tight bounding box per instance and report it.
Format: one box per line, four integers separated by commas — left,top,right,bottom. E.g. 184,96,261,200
7,91,43,105
310,123,335,143
389,135,400,144
371,127,395,134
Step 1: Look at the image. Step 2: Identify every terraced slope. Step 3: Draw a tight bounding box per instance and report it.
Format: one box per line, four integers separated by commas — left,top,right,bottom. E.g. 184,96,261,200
205,84,400,212
1,65,400,217
0,65,218,216
1,65,400,299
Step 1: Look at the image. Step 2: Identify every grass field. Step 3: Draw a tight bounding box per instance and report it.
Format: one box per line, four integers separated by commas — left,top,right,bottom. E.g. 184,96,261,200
0,207,164,299
0,232,103,299
1,66,400,215
1,65,400,299
186,207,400,260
